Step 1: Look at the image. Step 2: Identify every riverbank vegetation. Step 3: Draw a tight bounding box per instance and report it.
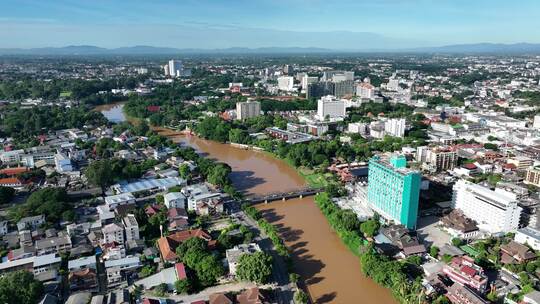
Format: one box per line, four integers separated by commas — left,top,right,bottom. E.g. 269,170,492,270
315,192,426,304
241,204,289,257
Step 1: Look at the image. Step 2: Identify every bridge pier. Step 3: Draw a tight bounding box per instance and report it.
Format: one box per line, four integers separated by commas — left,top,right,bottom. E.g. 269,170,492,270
282,197,286,201
299,194,303,198
264,199,268,204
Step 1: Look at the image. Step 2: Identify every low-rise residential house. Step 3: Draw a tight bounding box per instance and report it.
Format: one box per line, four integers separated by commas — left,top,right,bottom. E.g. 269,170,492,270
8,245,36,261
134,263,187,291
106,288,130,304
122,214,140,241
515,227,540,251
33,254,62,275
68,268,98,291
446,283,488,304
164,192,186,209
157,229,215,262
102,223,124,245
35,234,72,256
440,210,480,240
17,214,45,231
101,243,126,261
106,266,122,288
68,256,97,272
195,199,224,216
104,256,141,271
168,218,189,232
167,207,189,232
443,256,488,293
209,293,233,304
500,241,536,264
236,287,268,304
0,253,61,275
380,225,427,256
226,243,262,275
188,192,222,211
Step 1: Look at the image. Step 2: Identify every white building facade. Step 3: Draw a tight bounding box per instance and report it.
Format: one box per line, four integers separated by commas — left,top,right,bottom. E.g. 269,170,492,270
316,96,346,120
452,180,522,234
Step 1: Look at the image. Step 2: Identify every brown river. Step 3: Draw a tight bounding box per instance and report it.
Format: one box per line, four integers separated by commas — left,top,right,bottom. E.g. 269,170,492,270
97,104,396,304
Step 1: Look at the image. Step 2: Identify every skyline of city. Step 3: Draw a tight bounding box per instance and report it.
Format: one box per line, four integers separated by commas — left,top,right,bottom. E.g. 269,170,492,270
2,0,540,49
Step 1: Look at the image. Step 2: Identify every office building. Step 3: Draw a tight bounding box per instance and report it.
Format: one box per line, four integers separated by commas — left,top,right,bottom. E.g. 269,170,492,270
452,180,522,234
332,80,355,98
322,71,354,82
277,76,294,91
367,155,421,229
384,118,406,137
316,96,346,120
236,100,261,120
306,82,333,99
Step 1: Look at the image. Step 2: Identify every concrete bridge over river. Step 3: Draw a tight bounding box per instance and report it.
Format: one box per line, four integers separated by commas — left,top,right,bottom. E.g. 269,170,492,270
244,187,324,204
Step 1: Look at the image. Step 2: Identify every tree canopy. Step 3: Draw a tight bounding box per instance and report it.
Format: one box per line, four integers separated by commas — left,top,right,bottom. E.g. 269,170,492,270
0,271,44,304
236,252,273,284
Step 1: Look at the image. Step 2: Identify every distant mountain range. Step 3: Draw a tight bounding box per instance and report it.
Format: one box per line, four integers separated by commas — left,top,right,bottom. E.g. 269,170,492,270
2,43,540,55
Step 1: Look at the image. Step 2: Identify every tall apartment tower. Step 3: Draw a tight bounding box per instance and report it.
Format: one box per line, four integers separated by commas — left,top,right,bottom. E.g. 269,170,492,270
236,100,261,120
367,155,421,229
384,118,406,137
168,60,183,77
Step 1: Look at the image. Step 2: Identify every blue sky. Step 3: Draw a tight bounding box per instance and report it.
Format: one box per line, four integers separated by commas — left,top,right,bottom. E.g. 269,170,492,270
1,0,539,49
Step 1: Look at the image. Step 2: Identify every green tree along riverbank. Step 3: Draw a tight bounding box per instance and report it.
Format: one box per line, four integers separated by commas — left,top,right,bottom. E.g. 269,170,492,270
314,192,426,304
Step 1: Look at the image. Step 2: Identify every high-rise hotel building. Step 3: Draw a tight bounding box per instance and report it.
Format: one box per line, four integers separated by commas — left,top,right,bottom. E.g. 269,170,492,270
367,155,421,229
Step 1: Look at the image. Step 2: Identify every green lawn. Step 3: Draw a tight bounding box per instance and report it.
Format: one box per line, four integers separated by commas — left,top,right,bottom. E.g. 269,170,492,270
60,91,72,97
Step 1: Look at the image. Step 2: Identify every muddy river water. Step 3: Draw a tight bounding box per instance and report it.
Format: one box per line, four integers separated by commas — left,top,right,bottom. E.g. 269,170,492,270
98,105,396,304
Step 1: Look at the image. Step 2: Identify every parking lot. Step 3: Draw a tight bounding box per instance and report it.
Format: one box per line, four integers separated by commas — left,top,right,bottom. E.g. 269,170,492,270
416,215,452,248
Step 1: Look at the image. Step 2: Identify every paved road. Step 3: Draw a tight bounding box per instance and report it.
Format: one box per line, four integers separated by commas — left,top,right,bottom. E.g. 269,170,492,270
233,211,294,304
144,281,260,303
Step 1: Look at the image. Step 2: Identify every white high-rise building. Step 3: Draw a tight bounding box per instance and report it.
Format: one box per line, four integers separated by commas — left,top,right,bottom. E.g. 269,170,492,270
236,100,261,120
277,76,294,91
452,180,522,234
168,60,183,77
356,83,375,99
316,96,346,120
384,118,406,137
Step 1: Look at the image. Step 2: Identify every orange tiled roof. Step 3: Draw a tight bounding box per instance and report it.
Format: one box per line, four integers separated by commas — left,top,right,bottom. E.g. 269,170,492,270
0,167,29,176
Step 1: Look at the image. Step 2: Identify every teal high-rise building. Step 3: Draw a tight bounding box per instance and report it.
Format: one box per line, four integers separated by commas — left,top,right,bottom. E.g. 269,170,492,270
367,155,421,230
